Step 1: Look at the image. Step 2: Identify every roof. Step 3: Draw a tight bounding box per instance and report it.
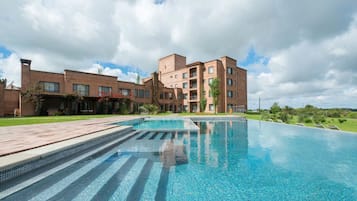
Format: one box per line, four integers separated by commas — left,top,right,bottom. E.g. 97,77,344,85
159,53,186,60
64,69,117,78
186,61,204,67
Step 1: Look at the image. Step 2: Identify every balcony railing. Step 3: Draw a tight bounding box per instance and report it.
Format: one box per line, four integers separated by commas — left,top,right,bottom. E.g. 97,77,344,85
190,84,197,89
190,96,197,100
190,72,197,78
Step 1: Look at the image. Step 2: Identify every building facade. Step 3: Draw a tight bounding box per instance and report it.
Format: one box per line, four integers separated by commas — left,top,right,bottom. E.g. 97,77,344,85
19,59,182,116
158,54,247,113
0,54,246,116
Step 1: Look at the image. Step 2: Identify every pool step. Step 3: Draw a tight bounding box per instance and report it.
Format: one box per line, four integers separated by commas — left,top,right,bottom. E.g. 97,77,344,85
135,131,188,141
0,129,140,200
3,151,172,201
3,130,181,201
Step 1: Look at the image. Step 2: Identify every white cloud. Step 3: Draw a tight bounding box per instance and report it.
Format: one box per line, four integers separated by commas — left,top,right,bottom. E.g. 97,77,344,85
0,0,357,108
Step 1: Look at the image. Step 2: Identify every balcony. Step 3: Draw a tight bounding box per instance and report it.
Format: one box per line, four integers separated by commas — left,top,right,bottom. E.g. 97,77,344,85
189,95,197,101
190,84,197,89
190,72,197,78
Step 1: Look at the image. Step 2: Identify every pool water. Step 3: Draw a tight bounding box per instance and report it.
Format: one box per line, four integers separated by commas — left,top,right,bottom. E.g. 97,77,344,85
3,119,357,200
129,118,199,131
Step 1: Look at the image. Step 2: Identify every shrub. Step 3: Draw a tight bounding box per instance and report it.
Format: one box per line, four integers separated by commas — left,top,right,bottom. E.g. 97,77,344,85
139,104,159,115
304,118,313,123
338,119,347,124
279,112,290,123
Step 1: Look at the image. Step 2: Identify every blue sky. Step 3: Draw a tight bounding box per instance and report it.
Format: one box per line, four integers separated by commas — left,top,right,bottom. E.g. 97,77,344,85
0,45,11,59
96,61,149,78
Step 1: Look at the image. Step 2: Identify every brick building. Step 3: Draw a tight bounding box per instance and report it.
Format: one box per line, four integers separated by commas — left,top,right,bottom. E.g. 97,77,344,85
158,54,247,113
0,54,246,116
19,59,182,116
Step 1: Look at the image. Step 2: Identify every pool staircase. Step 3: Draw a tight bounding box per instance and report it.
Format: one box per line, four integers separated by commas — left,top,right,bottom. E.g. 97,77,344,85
1,130,189,200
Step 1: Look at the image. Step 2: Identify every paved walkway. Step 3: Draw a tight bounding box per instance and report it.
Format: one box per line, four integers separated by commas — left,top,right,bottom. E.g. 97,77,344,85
0,116,142,157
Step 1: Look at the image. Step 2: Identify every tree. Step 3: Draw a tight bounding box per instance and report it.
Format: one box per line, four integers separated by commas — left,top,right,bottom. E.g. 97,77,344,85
136,74,141,84
22,83,45,116
270,102,281,114
200,90,207,112
209,78,220,114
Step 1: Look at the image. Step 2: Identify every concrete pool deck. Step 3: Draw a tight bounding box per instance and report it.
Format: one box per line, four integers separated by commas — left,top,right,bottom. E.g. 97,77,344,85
0,116,142,157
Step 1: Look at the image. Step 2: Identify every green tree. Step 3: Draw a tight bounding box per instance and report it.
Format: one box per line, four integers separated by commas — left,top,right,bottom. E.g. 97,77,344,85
22,83,45,116
209,78,220,114
270,102,281,114
136,74,141,84
200,90,207,112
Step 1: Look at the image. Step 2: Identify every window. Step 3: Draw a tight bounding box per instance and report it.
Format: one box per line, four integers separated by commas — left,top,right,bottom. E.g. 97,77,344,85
209,104,214,111
73,84,89,96
183,105,188,112
208,66,214,74
40,82,59,93
227,78,233,86
99,86,112,96
209,90,212,97
183,82,188,88
208,78,213,85
145,90,150,98
183,93,188,100
227,90,233,98
120,88,130,96
135,89,145,98
182,73,188,78
160,93,164,99
168,92,173,99
227,67,233,74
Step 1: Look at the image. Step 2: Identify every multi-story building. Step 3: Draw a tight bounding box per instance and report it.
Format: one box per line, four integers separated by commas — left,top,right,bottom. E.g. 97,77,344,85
0,54,246,116
19,59,182,116
158,54,247,113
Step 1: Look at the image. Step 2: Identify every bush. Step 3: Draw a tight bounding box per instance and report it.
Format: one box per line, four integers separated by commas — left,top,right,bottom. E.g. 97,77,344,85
279,112,290,123
139,104,159,115
304,118,313,123
338,118,347,124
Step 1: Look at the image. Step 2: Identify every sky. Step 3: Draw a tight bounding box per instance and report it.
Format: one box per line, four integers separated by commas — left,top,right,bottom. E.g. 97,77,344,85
0,0,356,109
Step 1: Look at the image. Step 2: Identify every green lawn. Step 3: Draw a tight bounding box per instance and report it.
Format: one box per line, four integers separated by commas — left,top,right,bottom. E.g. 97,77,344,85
0,115,117,127
242,113,357,133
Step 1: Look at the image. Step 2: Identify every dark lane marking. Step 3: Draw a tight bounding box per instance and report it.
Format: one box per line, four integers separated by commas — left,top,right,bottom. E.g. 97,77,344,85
126,160,154,201
90,157,138,201
155,167,170,201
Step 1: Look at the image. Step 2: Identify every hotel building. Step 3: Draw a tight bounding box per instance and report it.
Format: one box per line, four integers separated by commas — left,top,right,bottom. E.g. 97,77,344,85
0,54,246,116
158,54,247,113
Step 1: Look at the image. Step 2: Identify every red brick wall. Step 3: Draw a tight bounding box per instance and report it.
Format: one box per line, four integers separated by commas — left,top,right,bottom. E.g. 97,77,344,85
4,89,20,115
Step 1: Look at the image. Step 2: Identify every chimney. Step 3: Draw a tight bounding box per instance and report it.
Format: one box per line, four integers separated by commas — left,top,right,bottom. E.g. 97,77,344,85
20,59,32,67
20,58,32,92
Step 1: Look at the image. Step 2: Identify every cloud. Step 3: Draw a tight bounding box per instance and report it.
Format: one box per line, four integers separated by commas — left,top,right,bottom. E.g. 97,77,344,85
0,0,357,108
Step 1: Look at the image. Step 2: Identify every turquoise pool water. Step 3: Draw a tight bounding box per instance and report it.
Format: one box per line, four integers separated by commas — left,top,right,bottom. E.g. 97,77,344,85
123,118,199,131
3,119,357,200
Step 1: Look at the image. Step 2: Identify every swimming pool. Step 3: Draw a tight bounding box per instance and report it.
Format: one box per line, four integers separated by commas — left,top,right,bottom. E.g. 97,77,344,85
119,118,199,131
2,119,357,200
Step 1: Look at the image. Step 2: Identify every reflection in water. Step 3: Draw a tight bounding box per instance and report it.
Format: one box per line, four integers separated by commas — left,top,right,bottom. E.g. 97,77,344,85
167,120,357,201
160,140,188,168
190,120,248,168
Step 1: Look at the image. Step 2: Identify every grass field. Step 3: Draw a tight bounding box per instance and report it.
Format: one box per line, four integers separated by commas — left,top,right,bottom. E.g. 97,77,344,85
242,113,357,133
0,115,117,127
